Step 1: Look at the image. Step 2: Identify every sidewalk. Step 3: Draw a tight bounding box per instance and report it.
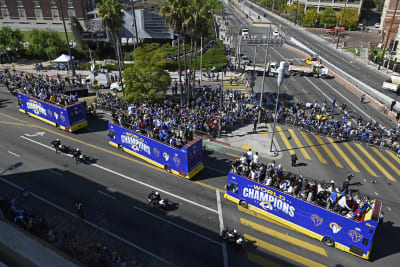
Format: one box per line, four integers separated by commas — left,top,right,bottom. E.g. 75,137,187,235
0,219,77,267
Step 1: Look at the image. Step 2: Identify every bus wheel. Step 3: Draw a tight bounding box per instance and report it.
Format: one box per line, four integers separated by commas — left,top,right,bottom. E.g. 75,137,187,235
239,200,248,209
322,237,335,247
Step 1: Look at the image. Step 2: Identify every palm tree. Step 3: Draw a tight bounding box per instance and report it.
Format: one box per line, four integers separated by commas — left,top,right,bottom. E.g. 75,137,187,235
160,0,187,105
97,0,124,92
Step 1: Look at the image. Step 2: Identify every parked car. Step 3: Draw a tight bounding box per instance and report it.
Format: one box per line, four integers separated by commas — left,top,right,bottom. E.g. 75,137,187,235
272,28,280,37
82,72,111,89
374,23,380,28
241,55,250,65
110,81,123,92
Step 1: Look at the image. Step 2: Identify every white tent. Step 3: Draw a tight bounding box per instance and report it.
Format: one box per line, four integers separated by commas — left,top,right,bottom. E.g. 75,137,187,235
53,54,73,63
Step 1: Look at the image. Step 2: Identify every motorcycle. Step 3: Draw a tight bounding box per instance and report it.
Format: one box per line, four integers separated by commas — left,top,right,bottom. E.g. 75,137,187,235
221,228,245,246
147,192,178,211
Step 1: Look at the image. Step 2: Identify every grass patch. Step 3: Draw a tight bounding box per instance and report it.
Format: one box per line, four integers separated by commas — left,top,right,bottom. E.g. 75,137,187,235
20,31,74,43
344,47,360,56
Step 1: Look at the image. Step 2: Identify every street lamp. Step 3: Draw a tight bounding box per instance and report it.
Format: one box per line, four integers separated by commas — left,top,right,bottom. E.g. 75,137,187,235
269,61,287,154
258,24,272,122
57,0,75,77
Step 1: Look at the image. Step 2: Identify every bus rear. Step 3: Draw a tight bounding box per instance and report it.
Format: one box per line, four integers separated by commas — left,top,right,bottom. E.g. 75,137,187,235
225,171,381,260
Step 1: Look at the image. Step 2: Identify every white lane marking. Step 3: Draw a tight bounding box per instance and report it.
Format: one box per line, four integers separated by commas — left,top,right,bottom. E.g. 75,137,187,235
97,190,116,200
205,165,226,174
20,136,218,214
48,169,63,177
363,178,367,183
133,206,221,246
374,192,378,196
388,206,392,211
7,151,20,158
217,191,229,267
0,176,175,266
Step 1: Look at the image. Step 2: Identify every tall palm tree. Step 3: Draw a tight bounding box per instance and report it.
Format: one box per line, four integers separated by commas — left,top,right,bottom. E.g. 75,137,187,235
160,0,187,105
97,0,124,92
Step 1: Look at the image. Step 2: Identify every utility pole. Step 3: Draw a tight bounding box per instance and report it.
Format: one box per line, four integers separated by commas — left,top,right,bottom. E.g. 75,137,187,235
200,36,203,81
218,71,224,137
336,0,348,49
258,25,272,122
379,0,399,70
131,0,139,48
58,0,75,76
253,45,257,73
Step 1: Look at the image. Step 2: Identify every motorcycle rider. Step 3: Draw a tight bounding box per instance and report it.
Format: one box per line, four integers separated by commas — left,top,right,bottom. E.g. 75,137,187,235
148,191,162,206
75,202,84,218
73,148,81,163
51,138,61,153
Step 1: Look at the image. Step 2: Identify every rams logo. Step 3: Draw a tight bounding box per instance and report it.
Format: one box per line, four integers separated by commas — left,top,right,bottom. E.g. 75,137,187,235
132,144,139,151
260,201,273,211
311,214,323,226
153,148,160,158
329,222,342,234
163,152,170,161
60,113,65,122
173,155,180,167
54,112,58,119
348,230,363,243
47,109,52,117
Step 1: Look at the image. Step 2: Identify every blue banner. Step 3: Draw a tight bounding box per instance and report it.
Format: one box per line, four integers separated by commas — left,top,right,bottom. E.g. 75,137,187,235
108,122,203,179
17,92,87,132
227,172,378,258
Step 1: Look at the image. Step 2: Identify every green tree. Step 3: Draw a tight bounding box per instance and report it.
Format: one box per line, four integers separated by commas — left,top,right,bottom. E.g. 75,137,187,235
320,8,337,28
285,3,305,22
124,47,171,102
301,8,319,27
27,30,66,60
336,8,359,29
97,0,124,91
0,27,23,58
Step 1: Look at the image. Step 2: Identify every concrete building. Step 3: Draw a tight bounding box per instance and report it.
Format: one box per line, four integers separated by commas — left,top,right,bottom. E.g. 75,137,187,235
0,0,94,31
380,0,400,56
287,0,364,14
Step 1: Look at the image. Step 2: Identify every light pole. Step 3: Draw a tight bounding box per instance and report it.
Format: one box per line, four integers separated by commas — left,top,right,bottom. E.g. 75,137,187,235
131,0,140,49
336,0,348,49
58,0,75,76
258,24,272,122
218,71,224,137
269,61,287,154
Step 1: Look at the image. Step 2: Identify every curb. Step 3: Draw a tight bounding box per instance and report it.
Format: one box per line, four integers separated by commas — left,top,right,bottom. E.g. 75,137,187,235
210,139,231,146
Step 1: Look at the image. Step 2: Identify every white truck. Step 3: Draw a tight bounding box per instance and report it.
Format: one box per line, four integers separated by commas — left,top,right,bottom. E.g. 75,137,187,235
288,60,329,78
244,62,279,76
382,73,400,92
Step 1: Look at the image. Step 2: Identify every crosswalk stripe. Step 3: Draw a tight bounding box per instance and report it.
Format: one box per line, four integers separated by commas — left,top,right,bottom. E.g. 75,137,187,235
355,144,395,181
244,234,328,267
326,137,360,173
314,136,343,168
300,132,327,164
288,129,311,160
343,143,377,177
350,143,378,177
247,252,282,267
276,126,295,155
241,218,327,256
385,150,400,165
370,147,398,182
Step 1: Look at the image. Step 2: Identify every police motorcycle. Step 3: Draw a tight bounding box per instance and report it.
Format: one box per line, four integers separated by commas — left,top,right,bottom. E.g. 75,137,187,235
72,148,89,164
50,139,73,154
221,228,244,246
147,191,177,210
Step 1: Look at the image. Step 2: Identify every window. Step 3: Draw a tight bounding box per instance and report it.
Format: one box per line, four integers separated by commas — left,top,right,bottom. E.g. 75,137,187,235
51,0,57,8
35,9,42,19
1,8,9,18
18,9,26,18
67,9,75,18
33,1,40,8
51,9,59,19
0,1,6,8
17,1,23,7
67,1,73,9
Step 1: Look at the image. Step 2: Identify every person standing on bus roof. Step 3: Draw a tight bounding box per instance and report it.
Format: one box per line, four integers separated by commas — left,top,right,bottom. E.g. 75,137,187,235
247,149,253,165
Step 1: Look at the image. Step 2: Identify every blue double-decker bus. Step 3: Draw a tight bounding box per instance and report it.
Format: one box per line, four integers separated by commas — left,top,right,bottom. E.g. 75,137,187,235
17,92,87,132
225,171,382,260
108,122,204,179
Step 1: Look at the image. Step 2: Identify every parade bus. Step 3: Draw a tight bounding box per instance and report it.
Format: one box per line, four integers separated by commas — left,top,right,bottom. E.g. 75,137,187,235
17,92,88,132
225,171,382,260
108,122,204,179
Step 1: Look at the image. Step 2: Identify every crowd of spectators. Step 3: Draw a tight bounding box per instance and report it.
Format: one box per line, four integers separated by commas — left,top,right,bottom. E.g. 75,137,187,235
0,192,144,267
231,149,373,221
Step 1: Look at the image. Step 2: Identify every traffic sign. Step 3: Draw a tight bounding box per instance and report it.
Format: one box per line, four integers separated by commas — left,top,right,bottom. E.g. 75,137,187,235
93,79,98,86
94,85,99,91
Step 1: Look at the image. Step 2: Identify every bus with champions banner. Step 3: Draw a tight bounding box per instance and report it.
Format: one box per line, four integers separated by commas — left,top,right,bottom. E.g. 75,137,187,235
108,122,204,179
17,92,88,132
225,171,382,260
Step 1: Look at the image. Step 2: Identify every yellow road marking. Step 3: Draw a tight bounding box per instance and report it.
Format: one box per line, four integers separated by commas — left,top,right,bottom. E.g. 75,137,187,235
300,132,327,164
350,145,395,182
244,234,327,267
287,129,311,160
385,150,400,165
0,121,32,126
238,206,296,231
0,113,227,192
354,144,394,180
326,137,360,173
226,152,240,158
371,147,400,179
241,144,252,150
260,131,269,136
276,126,295,155
241,218,327,256
343,142,377,176
247,252,282,267
314,136,343,168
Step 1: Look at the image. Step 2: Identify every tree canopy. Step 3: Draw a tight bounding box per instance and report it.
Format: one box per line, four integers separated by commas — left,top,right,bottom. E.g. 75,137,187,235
320,8,337,28
27,30,66,60
0,27,23,53
123,47,171,103
336,8,359,29
301,8,320,27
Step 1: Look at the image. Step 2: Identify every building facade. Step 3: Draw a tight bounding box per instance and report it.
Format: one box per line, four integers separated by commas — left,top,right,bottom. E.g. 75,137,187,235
380,0,400,54
287,0,364,14
0,0,94,31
